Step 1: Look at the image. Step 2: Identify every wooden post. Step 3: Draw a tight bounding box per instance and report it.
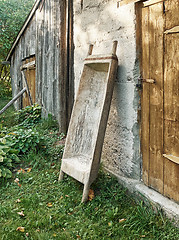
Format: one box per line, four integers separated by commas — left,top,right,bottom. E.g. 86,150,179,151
0,88,26,115
87,44,93,56
112,41,118,55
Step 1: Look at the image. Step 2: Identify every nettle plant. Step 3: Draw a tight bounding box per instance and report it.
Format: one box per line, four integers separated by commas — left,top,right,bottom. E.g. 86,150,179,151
6,129,44,154
0,138,20,178
0,104,44,179
0,127,44,179
16,104,42,126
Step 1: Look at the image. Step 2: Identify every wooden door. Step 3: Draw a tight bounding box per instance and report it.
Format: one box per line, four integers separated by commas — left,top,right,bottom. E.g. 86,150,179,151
141,0,179,202
22,56,36,107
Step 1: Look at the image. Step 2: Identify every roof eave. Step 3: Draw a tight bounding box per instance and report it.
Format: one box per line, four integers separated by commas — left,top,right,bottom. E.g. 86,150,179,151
6,0,42,61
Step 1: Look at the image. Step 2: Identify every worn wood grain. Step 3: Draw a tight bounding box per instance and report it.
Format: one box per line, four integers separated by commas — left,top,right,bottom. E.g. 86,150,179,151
67,0,74,127
10,15,36,110
148,3,164,194
35,0,68,132
142,0,165,8
0,88,26,115
163,0,179,202
22,56,35,107
141,6,150,185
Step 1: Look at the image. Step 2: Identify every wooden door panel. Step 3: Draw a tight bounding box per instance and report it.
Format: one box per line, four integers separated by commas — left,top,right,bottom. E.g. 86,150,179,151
141,2,164,193
163,0,179,202
148,3,164,193
141,6,150,185
22,56,36,108
163,32,179,201
141,0,179,202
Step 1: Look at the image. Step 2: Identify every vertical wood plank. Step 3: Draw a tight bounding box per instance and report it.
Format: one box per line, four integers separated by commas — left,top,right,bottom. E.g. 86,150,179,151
58,0,67,133
141,7,150,185
67,0,74,126
163,0,179,202
35,3,44,105
29,56,36,103
148,3,164,193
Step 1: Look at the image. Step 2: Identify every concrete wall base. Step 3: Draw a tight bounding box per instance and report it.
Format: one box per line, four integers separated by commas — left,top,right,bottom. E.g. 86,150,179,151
104,167,179,227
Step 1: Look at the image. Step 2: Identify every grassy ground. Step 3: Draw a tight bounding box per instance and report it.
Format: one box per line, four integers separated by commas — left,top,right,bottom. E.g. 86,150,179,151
0,96,16,128
0,96,178,239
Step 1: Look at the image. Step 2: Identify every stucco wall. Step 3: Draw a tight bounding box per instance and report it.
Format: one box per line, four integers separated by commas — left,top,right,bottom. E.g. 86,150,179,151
73,0,141,180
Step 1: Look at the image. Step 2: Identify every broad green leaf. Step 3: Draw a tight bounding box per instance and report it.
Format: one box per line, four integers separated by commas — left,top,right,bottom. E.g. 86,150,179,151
0,155,4,162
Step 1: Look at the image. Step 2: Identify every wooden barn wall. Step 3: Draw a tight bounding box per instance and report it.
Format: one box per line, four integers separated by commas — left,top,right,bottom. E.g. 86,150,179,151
10,14,36,110
36,0,67,132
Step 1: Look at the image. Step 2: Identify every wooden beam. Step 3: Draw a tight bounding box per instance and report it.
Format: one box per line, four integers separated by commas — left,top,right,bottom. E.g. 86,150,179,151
20,60,35,70
164,26,179,34
0,88,26,115
163,154,179,165
142,0,166,8
119,0,166,7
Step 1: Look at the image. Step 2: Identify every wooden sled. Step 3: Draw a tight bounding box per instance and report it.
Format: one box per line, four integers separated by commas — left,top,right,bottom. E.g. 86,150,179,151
59,41,118,202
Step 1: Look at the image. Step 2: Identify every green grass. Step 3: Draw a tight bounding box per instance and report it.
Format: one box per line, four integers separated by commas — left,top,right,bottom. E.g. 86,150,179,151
0,96,178,240
0,166,178,240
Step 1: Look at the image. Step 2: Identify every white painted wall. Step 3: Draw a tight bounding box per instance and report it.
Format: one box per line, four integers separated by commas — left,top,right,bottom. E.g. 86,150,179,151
73,0,141,180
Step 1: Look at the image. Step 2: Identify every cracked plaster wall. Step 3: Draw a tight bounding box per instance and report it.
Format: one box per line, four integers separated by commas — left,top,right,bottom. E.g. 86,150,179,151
73,0,141,180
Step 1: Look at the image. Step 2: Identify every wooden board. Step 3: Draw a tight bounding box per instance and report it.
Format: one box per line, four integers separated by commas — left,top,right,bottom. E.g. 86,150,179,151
35,0,69,132
22,56,36,108
148,2,164,193
141,6,150,185
163,0,179,202
140,0,179,202
141,3,164,192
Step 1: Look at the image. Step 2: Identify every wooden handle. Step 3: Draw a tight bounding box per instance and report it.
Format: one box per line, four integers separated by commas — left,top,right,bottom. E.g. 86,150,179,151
88,44,93,56
112,41,118,55
142,78,155,84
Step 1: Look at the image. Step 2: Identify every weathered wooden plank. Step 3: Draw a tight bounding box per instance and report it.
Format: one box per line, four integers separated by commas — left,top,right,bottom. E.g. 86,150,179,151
29,56,36,104
22,59,29,107
141,6,150,185
0,88,26,115
42,0,48,115
52,0,58,116
58,0,67,133
35,2,44,106
120,0,165,7
163,155,179,165
17,41,23,109
20,60,35,70
164,0,179,30
148,3,164,193
67,0,74,126
21,67,33,106
163,0,179,201
142,0,165,8
164,26,179,34
46,0,52,114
